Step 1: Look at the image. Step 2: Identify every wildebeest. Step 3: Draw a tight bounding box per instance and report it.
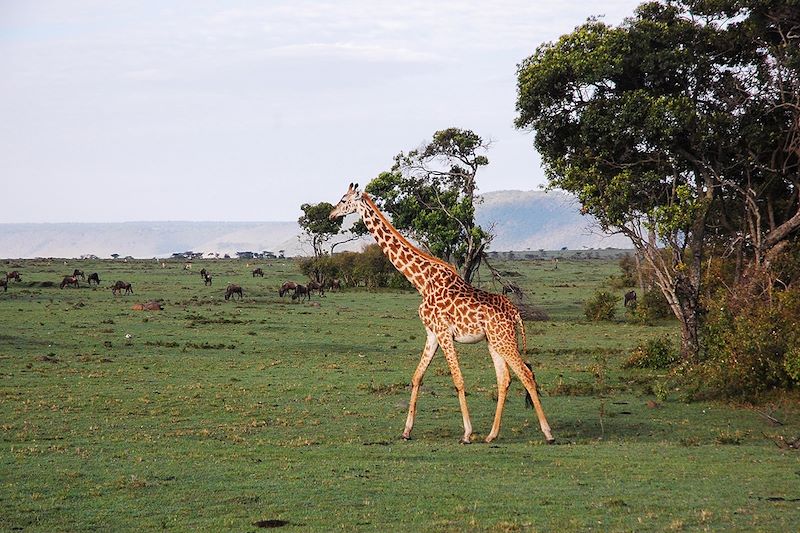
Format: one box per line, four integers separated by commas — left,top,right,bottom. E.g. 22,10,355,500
224,284,243,300
6,271,21,282
624,290,637,307
60,276,80,289
111,281,133,295
0,278,7,292
252,267,264,277
203,273,213,286
291,284,310,302
200,268,208,279
328,278,342,291
72,269,85,280
279,281,297,297
87,272,101,285
132,300,164,311
307,280,325,297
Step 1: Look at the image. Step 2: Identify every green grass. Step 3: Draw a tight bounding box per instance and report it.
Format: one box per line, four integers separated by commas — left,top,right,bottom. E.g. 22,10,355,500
1,257,799,531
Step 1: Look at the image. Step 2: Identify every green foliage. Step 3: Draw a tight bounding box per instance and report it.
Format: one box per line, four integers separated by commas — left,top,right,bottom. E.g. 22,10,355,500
515,0,800,360
366,127,491,283
694,289,800,399
626,289,673,324
298,202,342,257
303,245,413,290
625,336,679,369
584,290,617,321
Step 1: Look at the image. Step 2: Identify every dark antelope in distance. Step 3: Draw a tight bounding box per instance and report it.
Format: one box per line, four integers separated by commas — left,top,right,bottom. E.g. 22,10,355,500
279,281,297,297
624,290,637,307
72,269,85,280
60,276,79,289
252,267,264,277
6,271,21,282
224,284,243,300
87,272,101,285
291,284,310,302
111,281,133,295
307,280,325,297
0,278,7,292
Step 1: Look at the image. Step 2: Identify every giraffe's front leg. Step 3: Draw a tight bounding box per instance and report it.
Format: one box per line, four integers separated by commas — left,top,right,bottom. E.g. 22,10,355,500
438,335,473,444
403,329,438,440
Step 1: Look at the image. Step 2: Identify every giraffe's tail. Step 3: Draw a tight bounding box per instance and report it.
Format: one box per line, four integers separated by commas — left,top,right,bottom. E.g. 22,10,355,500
516,312,538,409
515,311,527,357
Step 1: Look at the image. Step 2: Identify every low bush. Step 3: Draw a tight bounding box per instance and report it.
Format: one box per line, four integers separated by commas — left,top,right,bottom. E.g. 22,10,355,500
691,288,800,399
584,290,616,321
624,336,679,369
626,289,672,324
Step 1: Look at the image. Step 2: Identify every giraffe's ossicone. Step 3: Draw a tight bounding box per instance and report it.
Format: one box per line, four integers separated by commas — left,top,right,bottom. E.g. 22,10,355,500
330,183,555,444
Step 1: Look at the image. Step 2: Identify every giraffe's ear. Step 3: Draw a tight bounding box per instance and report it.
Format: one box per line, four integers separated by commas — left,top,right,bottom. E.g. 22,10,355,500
353,183,359,192
348,182,354,191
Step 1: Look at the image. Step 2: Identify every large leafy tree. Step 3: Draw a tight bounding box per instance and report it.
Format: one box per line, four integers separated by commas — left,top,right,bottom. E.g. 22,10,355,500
365,128,491,284
515,0,800,359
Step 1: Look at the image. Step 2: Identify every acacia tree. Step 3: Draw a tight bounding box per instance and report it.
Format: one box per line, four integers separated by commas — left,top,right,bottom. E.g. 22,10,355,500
515,0,800,359
365,128,491,284
298,202,342,258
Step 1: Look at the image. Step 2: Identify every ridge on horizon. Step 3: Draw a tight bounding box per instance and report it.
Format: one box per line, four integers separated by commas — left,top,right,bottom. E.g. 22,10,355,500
0,189,631,258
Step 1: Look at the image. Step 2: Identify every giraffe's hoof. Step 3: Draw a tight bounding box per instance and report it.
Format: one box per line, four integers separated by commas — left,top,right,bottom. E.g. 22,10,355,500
546,438,556,445
402,433,411,441
459,437,471,445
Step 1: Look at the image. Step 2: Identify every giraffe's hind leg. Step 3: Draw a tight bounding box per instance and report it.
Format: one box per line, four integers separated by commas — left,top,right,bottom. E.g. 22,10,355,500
403,329,438,440
489,332,555,444
486,346,511,443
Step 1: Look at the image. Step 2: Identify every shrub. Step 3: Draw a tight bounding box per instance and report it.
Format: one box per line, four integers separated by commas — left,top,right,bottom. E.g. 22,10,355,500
584,290,617,321
691,288,800,399
617,254,638,287
624,336,679,369
626,289,673,324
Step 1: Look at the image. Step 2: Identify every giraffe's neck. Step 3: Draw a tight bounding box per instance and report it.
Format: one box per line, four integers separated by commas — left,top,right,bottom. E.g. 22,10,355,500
357,194,457,293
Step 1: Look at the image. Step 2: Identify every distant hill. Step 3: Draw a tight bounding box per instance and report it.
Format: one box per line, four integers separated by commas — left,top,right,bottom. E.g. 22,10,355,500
476,190,632,252
0,190,631,258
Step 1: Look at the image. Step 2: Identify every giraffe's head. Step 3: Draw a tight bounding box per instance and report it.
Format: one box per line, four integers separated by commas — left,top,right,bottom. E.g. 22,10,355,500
329,182,362,220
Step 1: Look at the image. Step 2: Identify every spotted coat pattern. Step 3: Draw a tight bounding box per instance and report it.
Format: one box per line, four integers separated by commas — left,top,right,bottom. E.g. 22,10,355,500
330,183,554,444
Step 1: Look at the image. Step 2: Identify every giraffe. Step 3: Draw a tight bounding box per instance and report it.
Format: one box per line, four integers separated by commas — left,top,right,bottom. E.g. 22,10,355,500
329,183,555,444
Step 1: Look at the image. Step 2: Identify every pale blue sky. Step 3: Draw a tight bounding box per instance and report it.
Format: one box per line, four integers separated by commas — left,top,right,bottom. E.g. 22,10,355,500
0,0,642,223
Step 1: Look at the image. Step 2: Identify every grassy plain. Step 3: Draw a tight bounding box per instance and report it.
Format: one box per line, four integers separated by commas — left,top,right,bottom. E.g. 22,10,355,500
1,257,798,532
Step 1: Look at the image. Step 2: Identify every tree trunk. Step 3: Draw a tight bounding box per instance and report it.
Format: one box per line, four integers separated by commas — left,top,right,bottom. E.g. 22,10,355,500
460,242,486,285
636,237,703,362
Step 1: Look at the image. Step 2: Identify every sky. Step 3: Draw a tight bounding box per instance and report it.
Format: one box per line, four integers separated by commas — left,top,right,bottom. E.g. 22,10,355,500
0,0,643,223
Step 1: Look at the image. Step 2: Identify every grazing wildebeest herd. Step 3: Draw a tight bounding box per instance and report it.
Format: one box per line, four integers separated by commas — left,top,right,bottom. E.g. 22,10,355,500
1,262,357,311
